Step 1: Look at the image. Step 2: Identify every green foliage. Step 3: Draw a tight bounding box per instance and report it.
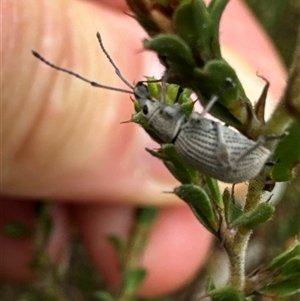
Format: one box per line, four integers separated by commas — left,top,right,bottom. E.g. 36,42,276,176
209,286,243,301
35,202,54,243
5,1,297,301
174,184,218,234
109,207,158,300
223,188,243,225
19,291,57,301
136,206,158,227
271,120,300,181
229,203,275,229
108,235,126,264
246,241,300,298
144,34,196,73
146,144,199,184
2,221,31,239
124,268,147,296
259,278,300,299
94,291,116,301
136,0,268,134
125,0,300,300
206,177,223,207
267,241,300,270
174,0,215,62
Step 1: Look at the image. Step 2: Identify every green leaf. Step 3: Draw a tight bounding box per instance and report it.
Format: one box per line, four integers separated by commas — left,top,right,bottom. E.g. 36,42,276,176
200,60,253,125
108,235,126,264
267,241,300,270
208,0,230,57
230,203,275,229
209,286,243,301
136,207,158,228
2,221,31,239
280,257,300,276
147,78,162,100
207,276,217,292
124,267,147,295
192,63,246,128
174,0,212,64
207,177,222,207
271,120,300,181
93,291,116,301
36,202,54,242
30,250,50,272
150,82,193,107
144,34,196,74
147,144,199,184
164,84,182,105
174,184,218,234
162,144,200,183
252,242,300,298
259,277,300,298
127,209,157,260
223,188,243,225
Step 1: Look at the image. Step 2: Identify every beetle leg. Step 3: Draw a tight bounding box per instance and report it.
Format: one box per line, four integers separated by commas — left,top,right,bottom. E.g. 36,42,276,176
215,123,231,168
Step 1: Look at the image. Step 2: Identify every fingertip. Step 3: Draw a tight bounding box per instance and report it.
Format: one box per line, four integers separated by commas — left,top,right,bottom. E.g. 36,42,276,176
3,0,150,200
89,0,129,11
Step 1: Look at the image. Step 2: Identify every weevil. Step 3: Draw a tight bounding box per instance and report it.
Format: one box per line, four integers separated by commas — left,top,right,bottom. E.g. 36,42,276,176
32,32,278,183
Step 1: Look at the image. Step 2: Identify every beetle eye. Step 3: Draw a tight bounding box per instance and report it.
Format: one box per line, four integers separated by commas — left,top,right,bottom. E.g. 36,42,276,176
142,105,149,115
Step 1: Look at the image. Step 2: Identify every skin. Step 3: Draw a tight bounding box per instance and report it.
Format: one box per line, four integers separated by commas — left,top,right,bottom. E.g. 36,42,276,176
1,0,286,297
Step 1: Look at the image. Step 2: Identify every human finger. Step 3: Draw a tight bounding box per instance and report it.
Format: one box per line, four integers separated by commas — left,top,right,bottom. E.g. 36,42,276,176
2,0,178,204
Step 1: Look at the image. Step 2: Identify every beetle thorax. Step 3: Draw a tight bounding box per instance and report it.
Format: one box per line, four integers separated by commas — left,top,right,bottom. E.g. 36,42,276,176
142,101,187,143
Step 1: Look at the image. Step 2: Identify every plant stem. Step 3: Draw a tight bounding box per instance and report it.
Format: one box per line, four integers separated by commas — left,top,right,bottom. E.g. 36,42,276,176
224,31,300,291
223,226,251,289
118,207,158,301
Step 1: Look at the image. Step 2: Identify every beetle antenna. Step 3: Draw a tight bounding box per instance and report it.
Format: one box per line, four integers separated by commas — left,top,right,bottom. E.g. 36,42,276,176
31,33,136,95
96,32,134,90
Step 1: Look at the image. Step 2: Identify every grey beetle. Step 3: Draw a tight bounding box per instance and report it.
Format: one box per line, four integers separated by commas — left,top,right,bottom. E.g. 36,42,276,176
32,32,274,183
133,82,271,183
